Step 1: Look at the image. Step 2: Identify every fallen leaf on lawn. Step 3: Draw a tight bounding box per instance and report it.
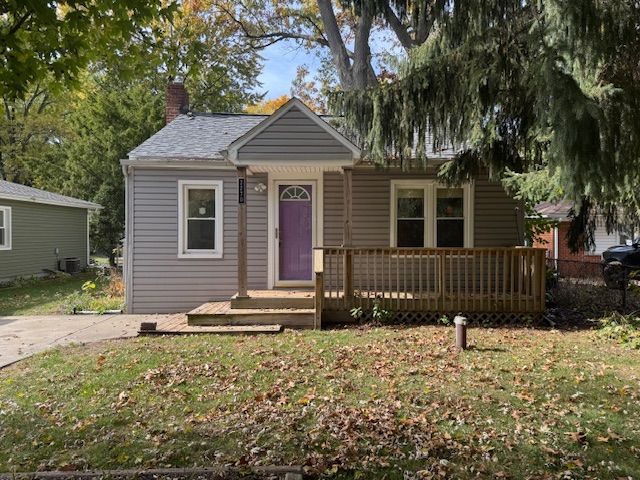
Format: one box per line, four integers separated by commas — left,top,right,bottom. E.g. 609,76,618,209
564,430,587,444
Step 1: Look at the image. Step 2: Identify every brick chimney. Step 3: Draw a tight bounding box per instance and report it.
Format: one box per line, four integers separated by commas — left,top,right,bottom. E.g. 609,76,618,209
165,79,189,124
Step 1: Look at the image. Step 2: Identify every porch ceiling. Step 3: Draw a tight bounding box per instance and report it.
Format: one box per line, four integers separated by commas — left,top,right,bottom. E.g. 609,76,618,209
248,164,346,174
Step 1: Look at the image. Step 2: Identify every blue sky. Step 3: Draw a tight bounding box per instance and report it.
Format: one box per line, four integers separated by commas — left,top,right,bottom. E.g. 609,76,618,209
254,41,322,98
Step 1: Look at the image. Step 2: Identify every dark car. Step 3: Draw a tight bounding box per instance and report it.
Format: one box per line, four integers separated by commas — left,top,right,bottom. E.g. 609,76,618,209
602,241,640,289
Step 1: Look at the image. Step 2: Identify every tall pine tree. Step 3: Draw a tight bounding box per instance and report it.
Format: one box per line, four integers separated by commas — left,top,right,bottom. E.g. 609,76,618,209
336,0,640,248
54,79,164,264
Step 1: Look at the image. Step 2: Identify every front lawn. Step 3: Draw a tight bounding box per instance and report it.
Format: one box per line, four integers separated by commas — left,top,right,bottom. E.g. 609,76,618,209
1,327,639,478
0,271,124,316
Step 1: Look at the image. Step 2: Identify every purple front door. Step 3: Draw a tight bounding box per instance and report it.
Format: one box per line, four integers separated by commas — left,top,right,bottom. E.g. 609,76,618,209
278,184,313,281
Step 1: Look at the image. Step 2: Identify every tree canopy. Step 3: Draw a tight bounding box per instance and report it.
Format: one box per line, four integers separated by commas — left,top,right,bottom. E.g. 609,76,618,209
0,0,174,99
1,0,266,262
220,0,435,90
59,78,164,264
335,0,640,248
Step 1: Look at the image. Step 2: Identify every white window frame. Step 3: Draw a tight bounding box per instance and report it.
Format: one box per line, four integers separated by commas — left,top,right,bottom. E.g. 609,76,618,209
0,206,11,251
390,180,474,248
178,180,223,259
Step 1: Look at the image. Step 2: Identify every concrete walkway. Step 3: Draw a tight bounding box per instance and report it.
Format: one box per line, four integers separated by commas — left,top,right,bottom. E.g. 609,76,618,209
0,314,167,369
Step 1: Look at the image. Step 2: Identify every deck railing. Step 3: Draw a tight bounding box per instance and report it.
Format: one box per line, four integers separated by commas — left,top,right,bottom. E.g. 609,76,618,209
313,247,547,324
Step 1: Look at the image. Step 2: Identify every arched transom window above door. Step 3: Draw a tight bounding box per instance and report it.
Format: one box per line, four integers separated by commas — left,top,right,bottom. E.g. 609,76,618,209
280,185,311,201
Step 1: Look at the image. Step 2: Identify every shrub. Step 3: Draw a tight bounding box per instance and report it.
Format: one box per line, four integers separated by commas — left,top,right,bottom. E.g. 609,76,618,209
104,272,124,297
349,297,394,324
596,312,640,349
62,270,124,314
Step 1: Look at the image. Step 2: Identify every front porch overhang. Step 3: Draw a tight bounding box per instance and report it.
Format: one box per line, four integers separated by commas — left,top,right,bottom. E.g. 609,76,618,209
235,162,354,298
244,162,353,174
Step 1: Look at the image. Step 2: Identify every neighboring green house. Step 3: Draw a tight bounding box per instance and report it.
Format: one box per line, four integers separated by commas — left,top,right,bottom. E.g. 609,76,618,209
0,180,101,283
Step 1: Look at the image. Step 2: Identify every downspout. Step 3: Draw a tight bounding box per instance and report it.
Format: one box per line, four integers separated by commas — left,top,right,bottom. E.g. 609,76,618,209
553,222,560,272
122,163,133,313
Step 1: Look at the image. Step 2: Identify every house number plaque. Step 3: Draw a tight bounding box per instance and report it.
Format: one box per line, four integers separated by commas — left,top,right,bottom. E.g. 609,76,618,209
238,178,246,204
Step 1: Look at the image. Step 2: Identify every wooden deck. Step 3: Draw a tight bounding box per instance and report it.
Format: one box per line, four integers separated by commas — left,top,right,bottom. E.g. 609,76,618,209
142,247,548,334
140,313,285,335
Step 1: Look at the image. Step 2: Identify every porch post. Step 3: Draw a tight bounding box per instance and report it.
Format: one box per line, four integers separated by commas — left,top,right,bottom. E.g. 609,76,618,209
342,167,353,300
237,166,248,298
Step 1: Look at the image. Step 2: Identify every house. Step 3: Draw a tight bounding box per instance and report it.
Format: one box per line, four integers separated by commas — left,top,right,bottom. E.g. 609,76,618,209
122,81,546,326
533,201,637,278
0,181,101,283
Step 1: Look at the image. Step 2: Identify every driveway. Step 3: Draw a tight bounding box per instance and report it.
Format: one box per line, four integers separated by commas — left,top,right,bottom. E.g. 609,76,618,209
0,314,164,368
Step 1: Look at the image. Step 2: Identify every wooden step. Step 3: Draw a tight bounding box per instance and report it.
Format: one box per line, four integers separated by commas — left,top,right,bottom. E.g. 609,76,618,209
142,324,284,335
187,302,316,329
231,293,314,309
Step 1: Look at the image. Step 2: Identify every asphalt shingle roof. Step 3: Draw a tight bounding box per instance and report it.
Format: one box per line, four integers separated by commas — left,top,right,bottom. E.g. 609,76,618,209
0,180,101,210
128,111,458,161
129,113,267,160
535,201,573,220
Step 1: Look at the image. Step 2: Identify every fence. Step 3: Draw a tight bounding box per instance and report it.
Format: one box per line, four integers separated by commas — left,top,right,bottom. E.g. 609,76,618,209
547,258,639,316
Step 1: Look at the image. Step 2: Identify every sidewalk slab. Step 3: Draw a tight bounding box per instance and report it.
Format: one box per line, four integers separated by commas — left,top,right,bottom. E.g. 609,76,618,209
0,314,172,368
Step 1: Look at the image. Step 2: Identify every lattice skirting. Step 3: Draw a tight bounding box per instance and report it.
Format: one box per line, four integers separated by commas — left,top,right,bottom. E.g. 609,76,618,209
322,309,544,326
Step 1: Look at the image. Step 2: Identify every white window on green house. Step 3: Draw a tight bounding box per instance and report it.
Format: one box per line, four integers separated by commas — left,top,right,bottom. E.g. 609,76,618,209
391,181,473,248
0,206,11,250
178,180,223,258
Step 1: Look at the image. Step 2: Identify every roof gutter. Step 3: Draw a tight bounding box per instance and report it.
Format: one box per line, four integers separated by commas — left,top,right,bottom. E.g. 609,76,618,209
0,193,102,211
120,158,235,169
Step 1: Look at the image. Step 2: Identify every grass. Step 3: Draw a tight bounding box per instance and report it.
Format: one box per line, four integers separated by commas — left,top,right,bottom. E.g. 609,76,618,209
1,326,639,478
91,256,110,266
0,271,124,316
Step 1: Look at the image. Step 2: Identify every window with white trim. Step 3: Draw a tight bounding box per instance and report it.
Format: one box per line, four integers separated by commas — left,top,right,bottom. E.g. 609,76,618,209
391,181,473,248
0,206,11,250
178,181,223,258
436,188,465,247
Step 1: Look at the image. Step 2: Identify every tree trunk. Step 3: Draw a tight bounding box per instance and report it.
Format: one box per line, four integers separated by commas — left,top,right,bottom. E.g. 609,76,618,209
352,3,377,89
316,0,354,89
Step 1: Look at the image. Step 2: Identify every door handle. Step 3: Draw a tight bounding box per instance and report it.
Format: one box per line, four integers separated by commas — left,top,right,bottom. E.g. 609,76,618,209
275,227,279,239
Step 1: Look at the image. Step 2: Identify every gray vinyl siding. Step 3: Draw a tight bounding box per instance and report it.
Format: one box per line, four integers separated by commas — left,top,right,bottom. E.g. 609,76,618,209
323,169,522,247
130,168,268,313
0,199,88,282
128,167,520,314
473,179,522,247
238,106,352,162
323,172,344,245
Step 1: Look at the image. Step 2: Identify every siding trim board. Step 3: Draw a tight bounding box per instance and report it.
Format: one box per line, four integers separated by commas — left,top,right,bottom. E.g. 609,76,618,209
124,166,134,313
